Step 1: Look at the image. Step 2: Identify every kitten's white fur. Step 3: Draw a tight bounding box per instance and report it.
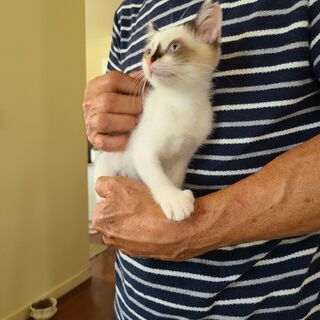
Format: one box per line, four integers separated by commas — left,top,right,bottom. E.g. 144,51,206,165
95,1,222,221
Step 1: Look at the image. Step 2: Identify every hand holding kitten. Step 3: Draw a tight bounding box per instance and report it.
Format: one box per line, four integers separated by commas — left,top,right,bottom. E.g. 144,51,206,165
83,71,144,151
93,176,209,260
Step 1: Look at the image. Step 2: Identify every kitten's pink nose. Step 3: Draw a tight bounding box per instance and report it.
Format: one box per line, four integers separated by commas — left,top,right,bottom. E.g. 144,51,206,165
146,58,153,66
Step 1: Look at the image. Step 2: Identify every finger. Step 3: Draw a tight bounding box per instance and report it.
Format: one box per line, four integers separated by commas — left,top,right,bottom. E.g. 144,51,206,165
92,133,129,152
96,92,142,115
95,176,133,198
84,71,143,101
92,113,138,134
101,234,116,247
95,176,117,198
92,200,109,221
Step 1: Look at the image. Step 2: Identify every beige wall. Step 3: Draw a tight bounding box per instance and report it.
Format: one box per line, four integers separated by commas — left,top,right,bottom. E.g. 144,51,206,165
85,0,122,81
0,1,90,319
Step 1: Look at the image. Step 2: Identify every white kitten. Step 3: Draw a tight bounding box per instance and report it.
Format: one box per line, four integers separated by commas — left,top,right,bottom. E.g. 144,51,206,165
95,1,222,221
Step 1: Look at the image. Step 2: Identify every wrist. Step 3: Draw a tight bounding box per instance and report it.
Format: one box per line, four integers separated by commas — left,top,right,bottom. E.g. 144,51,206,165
177,194,227,259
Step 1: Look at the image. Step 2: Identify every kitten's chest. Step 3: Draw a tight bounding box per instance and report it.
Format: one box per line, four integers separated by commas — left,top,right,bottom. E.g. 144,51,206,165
142,91,197,132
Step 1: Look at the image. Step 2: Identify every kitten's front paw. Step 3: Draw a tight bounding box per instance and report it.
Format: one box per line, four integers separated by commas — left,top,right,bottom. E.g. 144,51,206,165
159,189,195,221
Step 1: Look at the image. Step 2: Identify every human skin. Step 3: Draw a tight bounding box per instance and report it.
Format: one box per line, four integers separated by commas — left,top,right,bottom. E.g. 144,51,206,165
84,72,320,261
83,71,144,152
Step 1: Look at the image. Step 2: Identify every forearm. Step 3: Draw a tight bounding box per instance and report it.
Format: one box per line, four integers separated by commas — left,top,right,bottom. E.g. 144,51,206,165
190,134,320,255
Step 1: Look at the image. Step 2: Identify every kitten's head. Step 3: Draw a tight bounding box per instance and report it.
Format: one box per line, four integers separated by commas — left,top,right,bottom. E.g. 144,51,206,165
142,0,222,89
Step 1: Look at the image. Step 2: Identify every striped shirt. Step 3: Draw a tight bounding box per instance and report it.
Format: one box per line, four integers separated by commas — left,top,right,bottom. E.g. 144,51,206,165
107,1,320,319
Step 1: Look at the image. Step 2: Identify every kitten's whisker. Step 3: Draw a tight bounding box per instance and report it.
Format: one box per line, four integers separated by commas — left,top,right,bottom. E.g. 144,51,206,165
179,2,195,22
173,62,218,72
128,74,142,93
128,73,147,112
169,0,173,26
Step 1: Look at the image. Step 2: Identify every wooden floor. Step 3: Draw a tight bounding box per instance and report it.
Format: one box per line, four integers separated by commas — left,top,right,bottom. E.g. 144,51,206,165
42,235,116,320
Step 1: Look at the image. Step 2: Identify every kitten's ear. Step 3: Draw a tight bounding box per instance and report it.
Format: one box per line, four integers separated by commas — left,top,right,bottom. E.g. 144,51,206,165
194,1,222,45
147,22,159,37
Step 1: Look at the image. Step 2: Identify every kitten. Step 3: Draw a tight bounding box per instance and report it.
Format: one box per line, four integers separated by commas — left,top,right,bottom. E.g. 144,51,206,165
95,0,222,221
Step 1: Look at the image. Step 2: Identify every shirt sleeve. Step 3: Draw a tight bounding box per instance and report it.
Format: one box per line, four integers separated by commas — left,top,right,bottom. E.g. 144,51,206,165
107,10,122,72
309,0,320,81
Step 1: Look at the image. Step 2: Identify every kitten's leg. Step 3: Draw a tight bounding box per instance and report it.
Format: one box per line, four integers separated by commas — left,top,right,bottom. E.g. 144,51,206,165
133,152,194,221
165,158,190,188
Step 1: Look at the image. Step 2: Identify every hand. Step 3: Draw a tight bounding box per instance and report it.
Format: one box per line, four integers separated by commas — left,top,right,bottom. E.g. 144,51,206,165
92,176,209,261
83,70,145,152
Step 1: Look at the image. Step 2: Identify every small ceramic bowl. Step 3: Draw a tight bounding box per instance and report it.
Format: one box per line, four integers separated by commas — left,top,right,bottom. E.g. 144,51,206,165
30,298,57,320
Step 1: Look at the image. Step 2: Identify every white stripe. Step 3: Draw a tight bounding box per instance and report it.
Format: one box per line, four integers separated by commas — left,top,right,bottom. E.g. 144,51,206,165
220,42,309,61
253,293,319,316
311,11,320,27
119,47,144,66
108,57,122,71
205,293,319,320
113,22,120,38
215,78,313,94
230,269,308,288
302,304,320,319
309,0,318,7
117,3,142,11
117,264,208,312
314,54,320,69
220,0,258,9
125,61,143,73
256,248,318,267
185,183,227,190
119,252,240,282
280,233,320,247
219,240,269,251
117,286,190,320
187,167,260,176
214,90,319,111
119,12,139,21
217,106,320,128
215,61,310,78
213,271,320,306
311,250,320,263
311,32,320,49
190,253,268,267
223,1,306,27
222,21,309,43
219,233,319,252
117,258,214,299
115,294,126,320
207,122,320,145
193,144,300,161
109,47,119,61
116,287,148,320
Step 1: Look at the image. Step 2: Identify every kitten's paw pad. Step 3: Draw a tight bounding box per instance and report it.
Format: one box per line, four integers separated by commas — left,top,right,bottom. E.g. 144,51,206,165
160,190,195,221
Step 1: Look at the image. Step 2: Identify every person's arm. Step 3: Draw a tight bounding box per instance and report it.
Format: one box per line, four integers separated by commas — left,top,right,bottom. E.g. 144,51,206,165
187,133,320,258
93,134,320,260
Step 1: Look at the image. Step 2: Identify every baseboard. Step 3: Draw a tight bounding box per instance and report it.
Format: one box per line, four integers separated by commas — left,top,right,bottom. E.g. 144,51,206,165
3,267,91,320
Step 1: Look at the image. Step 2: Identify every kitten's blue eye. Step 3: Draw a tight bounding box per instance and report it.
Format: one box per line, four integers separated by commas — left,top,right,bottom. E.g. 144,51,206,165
169,42,180,52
